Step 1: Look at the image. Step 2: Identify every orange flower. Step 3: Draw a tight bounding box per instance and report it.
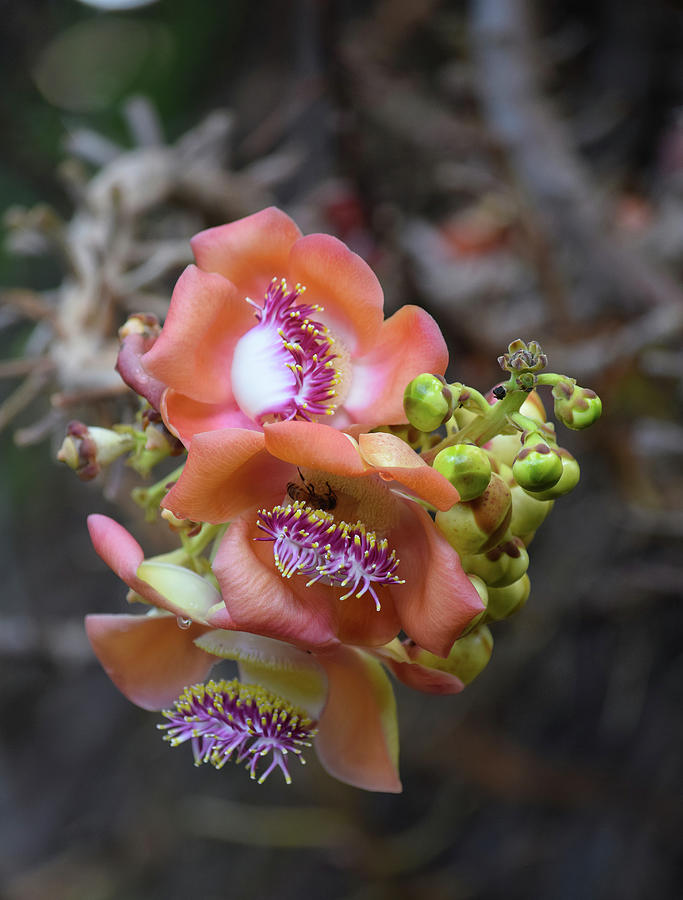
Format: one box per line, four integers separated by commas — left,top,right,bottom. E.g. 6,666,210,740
163,421,484,656
139,207,448,444
85,515,403,792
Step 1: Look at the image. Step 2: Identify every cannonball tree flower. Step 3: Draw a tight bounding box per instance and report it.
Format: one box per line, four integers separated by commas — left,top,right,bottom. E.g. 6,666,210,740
161,420,484,657
85,514,405,791
134,207,448,444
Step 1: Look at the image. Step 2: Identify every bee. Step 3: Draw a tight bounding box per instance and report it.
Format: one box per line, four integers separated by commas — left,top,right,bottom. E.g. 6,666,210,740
287,468,337,511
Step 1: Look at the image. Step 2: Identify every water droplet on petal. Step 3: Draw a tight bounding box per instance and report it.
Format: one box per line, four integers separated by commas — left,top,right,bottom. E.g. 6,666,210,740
176,616,192,630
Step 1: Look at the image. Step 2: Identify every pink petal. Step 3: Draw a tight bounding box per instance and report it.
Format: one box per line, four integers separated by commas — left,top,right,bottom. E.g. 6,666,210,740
263,421,369,477
161,389,257,447
85,614,215,711
88,515,167,609
213,515,400,651
142,265,253,405
315,646,402,793
388,503,485,657
287,234,384,356
116,333,166,410
345,306,448,423
163,428,291,523
212,515,340,650
358,432,459,511
386,658,465,695
191,207,302,301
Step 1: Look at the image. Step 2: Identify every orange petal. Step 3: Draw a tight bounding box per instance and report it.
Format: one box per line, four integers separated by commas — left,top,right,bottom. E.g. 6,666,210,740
334,588,401,649
161,389,256,447
142,265,254,404
85,614,215,710
163,428,290,523
315,646,402,793
388,503,485,657
88,514,168,610
213,515,340,650
345,306,448,422
116,333,166,410
263,421,369,476
385,658,465,695
287,234,384,356
358,432,459,510
191,207,302,301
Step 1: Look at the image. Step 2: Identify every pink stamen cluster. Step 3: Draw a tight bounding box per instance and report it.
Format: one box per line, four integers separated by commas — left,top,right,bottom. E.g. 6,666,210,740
256,501,405,610
159,679,316,784
249,278,340,421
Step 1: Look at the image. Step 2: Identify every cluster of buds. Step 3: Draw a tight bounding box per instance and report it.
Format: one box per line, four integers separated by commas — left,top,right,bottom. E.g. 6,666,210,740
403,337,601,631
59,210,601,793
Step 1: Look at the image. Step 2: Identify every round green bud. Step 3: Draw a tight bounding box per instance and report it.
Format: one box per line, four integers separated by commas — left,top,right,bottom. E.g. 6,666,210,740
529,447,580,500
485,574,531,621
433,443,492,501
509,482,554,536
512,434,563,492
436,473,512,555
461,536,529,588
403,373,455,432
552,382,602,430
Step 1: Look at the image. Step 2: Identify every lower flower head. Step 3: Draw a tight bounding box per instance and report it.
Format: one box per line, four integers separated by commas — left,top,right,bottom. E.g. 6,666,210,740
159,678,317,784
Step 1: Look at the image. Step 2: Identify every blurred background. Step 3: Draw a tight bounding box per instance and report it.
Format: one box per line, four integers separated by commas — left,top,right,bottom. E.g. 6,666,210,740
1,1,682,898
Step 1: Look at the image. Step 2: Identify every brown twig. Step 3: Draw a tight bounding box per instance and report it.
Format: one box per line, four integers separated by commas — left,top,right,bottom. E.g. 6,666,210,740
471,0,683,348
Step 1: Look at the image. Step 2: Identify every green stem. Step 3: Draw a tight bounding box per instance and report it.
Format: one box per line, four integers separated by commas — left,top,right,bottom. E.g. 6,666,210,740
131,462,185,520
509,411,542,435
535,372,574,388
423,385,528,463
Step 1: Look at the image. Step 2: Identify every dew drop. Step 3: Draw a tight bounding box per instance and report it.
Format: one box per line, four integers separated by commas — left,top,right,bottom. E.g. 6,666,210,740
176,616,192,630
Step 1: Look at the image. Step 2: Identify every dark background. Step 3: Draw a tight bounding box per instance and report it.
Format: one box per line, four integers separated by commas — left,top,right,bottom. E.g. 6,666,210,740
1,1,682,898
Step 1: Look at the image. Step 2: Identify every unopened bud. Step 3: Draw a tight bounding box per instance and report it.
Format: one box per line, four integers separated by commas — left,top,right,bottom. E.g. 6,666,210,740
485,574,531,621
509,482,554,537
512,433,563,492
433,443,492,501
407,625,494,685
461,536,529,588
118,313,161,343
552,381,602,430
436,472,512,555
528,447,580,500
403,374,455,432
498,339,547,374
460,574,489,635
57,421,135,480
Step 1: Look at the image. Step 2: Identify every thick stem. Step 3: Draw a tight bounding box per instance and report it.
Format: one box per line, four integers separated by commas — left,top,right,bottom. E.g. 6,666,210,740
423,387,529,463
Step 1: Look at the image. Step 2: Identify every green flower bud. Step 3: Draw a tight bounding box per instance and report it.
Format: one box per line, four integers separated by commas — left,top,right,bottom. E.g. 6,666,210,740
460,574,489,635
410,625,494,684
461,536,529,587
552,381,602,430
436,473,512,555
512,433,563,492
433,443,492,501
509,482,554,536
57,421,136,481
403,373,455,432
529,447,580,500
485,574,531,621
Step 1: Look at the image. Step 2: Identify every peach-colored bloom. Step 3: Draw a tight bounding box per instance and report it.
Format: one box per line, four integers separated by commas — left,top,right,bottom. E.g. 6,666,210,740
163,421,484,657
86,514,402,792
138,207,448,445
